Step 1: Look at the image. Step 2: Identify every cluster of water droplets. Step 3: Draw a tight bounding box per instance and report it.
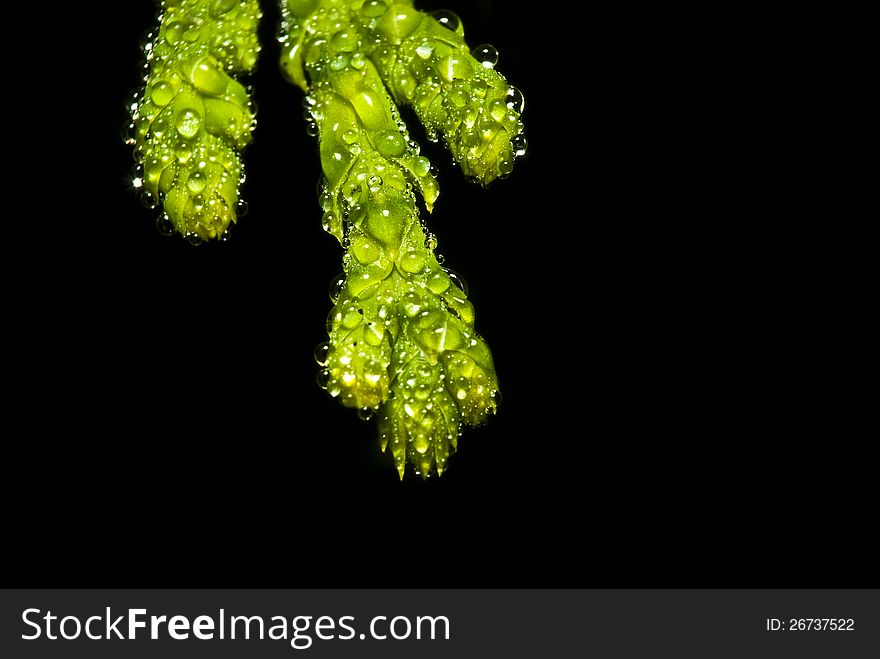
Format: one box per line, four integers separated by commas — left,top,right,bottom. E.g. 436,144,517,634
126,0,261,241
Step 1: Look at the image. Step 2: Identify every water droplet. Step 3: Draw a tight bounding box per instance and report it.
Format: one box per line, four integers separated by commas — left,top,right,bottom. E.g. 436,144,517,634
362,0,387,17
316,174,328,197
351,52,367,69
321,211,339,235
424,233,438,251
445,269,468,295
357,407,375,421
236,199,249,217
375,129,407,157
415,383,433,401
305,120,319,137
352,237,381,264
156,214,176,236
140,189,158,210
209,0,237,18
492,390,502,406
416,43,434,59
329,273,346,302
426,271,451,295
380,4,421,39
326,308,341,333
318,192,333,215
150,80,175,107
341,129,359,145
186,232,203,246
189,57,227,96
123,122,137,145
329,54,349,73
175,108,202,138
409,156,430,178
176,141,193,163
435,253,445,265
314,342,330,366
429,9,460,32
183,25,201,42
347,204,367,227
478,114,499,135
429,164,440,178
506,86,525,114
512,133,528,157
331,29,358,52
472,44,498,69
364,323,385,346
316,369,331,389
187,171,207,194
414,432,430,454
400,250,426,273
401,291,423,317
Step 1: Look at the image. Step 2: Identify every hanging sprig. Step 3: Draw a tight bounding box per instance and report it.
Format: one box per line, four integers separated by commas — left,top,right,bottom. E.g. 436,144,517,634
128,0,261,242
279,0,525,478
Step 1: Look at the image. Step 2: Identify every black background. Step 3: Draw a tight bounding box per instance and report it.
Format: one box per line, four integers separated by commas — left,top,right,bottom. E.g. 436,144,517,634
6,1,874,588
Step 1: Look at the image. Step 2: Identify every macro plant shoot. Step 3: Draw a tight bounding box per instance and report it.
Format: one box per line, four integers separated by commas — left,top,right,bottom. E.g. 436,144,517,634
126,0,527,478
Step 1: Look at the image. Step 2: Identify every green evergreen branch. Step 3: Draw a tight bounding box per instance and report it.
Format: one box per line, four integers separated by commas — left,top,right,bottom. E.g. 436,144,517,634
130,0,526,478
128,0,261,242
